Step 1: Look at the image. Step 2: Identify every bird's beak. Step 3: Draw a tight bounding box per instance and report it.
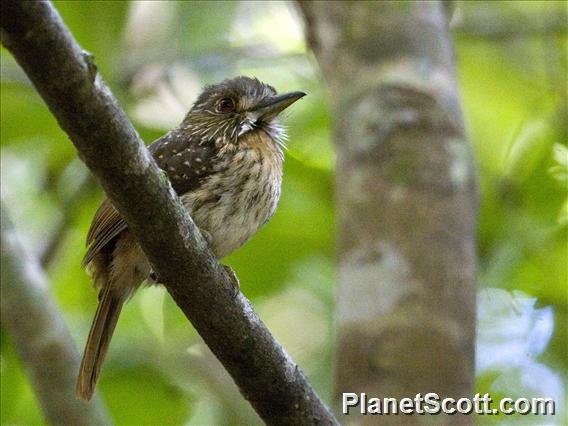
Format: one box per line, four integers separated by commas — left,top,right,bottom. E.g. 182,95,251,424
251,91,306,120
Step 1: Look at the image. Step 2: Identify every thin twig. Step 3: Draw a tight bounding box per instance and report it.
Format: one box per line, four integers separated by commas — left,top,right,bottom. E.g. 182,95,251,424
40,167,96,268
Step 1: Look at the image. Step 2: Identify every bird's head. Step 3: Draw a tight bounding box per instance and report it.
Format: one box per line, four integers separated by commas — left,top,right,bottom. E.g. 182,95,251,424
182,76,305,148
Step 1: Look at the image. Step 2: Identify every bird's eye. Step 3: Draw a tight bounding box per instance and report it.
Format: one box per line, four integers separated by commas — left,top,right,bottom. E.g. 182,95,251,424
217,98,235,113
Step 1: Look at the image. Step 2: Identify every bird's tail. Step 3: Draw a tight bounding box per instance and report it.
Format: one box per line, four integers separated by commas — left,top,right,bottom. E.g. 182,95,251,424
76,287,124,401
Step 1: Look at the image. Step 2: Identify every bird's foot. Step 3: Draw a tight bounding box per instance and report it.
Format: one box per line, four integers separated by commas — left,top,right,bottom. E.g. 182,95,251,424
148,270,162,285
222,264,240,298
199,228,213,247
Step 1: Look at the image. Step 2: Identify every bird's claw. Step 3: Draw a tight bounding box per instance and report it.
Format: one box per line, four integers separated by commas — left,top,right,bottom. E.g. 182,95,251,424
222,264,240,298
148,270,162,284
200,228,213,246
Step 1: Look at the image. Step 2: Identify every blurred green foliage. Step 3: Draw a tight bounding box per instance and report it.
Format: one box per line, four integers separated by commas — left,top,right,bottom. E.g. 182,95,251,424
1,1,566,424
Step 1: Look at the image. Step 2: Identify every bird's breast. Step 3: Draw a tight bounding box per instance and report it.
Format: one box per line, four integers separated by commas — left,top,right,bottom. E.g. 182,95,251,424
180,131,283,258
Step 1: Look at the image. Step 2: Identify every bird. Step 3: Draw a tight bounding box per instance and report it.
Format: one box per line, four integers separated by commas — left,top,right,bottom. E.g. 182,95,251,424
76,76,306,401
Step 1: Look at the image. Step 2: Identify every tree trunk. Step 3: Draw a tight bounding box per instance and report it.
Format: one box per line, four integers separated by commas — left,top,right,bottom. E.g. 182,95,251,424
297,1,477,423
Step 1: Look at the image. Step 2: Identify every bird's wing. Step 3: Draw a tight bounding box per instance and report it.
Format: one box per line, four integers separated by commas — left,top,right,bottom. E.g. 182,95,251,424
149,131,217,195
82,198,127,266
83,132,217,266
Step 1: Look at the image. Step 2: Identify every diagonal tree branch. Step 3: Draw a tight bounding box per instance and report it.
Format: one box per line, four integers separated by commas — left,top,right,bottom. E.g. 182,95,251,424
1,202,112,425
0,1,337,424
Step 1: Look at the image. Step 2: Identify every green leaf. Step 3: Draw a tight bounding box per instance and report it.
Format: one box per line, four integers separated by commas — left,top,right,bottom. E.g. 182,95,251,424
503,118,555,182
100,364,194,425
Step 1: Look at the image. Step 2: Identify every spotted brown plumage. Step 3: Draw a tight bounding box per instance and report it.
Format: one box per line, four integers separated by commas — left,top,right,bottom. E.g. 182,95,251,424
76,76,305,401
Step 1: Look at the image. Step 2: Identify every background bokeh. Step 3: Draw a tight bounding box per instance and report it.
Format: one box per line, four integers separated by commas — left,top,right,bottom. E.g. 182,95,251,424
1,1,566,424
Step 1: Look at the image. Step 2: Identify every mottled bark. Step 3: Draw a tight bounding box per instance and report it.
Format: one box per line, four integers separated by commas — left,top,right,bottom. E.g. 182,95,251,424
1,204,112,425
298,1,477,424
0,1,336,424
